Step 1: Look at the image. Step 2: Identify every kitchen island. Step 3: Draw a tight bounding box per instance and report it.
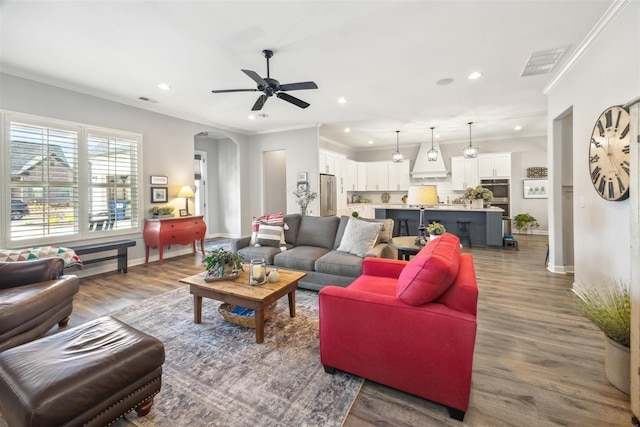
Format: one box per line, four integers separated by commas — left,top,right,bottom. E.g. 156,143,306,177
373,205,504,248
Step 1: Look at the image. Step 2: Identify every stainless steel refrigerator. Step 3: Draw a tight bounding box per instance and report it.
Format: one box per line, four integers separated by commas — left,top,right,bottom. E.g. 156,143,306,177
319,174,337,216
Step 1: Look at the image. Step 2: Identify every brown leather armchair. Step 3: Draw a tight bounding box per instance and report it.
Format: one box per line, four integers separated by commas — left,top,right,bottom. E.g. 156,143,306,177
0,257,80,351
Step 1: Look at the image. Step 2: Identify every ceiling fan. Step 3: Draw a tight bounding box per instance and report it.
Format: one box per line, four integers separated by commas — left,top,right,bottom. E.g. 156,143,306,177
212,49,318,111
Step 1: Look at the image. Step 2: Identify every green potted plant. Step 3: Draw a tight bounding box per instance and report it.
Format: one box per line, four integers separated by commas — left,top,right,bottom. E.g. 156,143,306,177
149,205,175,218
572,281,630,394
426,222,446,240
202,248,244,281
513,213,539,234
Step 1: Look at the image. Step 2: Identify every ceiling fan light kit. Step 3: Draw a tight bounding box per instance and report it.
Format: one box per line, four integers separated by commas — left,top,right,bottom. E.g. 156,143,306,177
211,49,318,111
392,130,404,163
463,122,479,158
427,127,438,161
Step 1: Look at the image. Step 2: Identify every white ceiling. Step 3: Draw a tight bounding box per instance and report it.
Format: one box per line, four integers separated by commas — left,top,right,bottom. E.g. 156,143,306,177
0,1,613,149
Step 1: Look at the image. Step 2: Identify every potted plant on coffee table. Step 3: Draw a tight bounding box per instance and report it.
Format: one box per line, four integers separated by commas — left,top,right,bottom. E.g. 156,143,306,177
426,222,446,241
202,248,244,281
573,280,630,394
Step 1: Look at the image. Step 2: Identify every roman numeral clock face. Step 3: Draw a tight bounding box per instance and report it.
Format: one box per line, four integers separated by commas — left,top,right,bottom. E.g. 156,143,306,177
589,105,631,201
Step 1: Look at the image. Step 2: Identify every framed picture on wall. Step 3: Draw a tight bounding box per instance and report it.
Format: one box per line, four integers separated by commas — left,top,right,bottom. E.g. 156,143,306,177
297,181,309,192
297,172,308,182
150,175,168,185
151,187,168,203
523,179,548,199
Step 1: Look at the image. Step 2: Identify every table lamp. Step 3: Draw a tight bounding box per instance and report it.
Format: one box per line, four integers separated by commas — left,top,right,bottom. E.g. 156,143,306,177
177,185,195,215
406,185,438,242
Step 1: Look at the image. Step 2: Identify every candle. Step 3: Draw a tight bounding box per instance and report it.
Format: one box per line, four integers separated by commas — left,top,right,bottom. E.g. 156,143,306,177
252,264,262,279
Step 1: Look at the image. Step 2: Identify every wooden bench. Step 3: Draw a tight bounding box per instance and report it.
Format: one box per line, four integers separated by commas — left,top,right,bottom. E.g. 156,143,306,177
72,240,136,273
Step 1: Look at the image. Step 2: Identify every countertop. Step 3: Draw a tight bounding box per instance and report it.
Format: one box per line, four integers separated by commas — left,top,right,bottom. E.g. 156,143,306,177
348,203,504,213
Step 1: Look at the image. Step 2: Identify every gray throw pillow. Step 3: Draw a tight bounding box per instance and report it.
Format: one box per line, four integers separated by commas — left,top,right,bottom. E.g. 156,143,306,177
337,216,383,257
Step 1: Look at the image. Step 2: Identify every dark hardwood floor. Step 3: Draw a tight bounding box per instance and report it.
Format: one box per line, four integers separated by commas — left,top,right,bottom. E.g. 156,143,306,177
66,234,631,426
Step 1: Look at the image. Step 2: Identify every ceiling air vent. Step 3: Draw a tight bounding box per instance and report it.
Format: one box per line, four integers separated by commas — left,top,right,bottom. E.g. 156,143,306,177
521,47,568,77
138,96,157,103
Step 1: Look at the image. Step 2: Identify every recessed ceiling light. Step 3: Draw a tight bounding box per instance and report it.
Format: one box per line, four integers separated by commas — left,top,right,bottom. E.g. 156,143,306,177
157,83,172,90
467,72,483,80
436,78,454,86
435,134,440,139
344,128,351,133
368,140,374,145
338,97,347,104
514,125,522,131
248,115,256,120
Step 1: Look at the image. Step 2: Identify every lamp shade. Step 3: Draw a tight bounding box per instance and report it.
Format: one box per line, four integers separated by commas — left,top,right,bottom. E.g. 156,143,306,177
177,185,195,198
406,185,438,206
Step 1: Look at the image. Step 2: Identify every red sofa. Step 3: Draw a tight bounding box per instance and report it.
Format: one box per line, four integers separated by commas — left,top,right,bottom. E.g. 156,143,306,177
318,233,478,421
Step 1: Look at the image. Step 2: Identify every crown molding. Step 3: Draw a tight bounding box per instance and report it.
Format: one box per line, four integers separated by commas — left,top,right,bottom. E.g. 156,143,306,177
544,0,632,95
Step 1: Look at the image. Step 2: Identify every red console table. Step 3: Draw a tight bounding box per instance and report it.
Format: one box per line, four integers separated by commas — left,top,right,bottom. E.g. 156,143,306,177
143,216,206,265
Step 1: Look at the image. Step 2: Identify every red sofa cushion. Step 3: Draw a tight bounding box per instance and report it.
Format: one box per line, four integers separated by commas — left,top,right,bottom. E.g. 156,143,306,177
396,233,461,306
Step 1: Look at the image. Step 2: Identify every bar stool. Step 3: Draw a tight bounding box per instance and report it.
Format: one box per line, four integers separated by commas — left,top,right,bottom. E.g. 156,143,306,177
396,218,410,237
456,220,472,248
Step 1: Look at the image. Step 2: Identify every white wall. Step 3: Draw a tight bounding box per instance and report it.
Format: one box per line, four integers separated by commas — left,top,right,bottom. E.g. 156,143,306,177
0,73,250,264
248,127,320,225
547,2,639,283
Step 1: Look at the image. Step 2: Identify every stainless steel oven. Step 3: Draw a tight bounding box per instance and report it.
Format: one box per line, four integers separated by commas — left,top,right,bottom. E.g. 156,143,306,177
481,179,510,218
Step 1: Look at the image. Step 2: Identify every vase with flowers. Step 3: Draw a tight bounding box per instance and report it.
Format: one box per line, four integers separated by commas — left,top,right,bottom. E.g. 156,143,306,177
464,186,493,208
426,222,446,241
293,185,317,216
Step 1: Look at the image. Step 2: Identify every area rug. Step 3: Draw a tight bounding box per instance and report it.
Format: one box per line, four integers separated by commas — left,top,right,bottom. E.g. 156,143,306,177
109,286,363,427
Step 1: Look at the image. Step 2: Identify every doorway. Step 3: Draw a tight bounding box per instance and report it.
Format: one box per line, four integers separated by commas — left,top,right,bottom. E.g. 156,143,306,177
194,151,208,225
263,150,286,213
550,107,574,273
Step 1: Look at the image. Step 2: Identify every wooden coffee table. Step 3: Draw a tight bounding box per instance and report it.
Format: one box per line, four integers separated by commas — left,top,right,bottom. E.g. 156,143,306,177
179,267,306,343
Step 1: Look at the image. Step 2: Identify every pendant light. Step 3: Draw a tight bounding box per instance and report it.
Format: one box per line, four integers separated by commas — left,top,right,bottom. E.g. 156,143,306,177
427,127,438,161
391,130,404,163
463,121,478,158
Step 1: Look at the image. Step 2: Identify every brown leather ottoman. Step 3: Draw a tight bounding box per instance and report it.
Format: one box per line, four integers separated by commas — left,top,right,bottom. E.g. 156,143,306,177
0,316,164,427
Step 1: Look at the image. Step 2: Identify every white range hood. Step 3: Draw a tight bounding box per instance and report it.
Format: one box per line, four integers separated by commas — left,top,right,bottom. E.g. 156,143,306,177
411,142,449,179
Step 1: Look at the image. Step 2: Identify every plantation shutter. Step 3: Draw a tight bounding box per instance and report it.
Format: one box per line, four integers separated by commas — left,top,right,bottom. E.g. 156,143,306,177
87,132,140,231
9,121,79,241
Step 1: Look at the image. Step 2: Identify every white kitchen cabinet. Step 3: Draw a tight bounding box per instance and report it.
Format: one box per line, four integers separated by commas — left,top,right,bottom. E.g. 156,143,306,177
319,152,336,175
360,204,374,218
451,156,478,191
357,162,367,191
347,159,359,191
388,160,410,191
366,162,389,191
478,153,511,178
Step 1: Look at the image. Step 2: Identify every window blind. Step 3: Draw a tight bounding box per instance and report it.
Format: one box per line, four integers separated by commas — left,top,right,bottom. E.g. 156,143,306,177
9,121,79,241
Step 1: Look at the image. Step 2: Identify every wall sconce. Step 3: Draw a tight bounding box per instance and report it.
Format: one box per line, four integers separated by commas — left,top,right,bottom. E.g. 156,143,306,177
177,185,195,215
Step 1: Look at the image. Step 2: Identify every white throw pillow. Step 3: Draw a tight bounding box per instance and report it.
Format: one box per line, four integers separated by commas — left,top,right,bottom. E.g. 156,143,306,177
337,216,383,257
256,223,284,247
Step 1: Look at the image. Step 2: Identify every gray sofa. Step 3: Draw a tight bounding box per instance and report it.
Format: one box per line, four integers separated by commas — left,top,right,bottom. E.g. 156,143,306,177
230,214,394,291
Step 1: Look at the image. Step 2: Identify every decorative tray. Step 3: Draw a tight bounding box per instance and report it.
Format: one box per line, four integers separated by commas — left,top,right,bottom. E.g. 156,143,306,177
204,272,239,282
218,302,277,329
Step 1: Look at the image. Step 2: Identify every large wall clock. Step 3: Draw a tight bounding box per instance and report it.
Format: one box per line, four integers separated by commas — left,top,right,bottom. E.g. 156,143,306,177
589,105,631,201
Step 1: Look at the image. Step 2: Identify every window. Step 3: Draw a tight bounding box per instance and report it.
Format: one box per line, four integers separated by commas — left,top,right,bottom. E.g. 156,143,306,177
87,131,139,232
4,113,141,246
9,121,79,241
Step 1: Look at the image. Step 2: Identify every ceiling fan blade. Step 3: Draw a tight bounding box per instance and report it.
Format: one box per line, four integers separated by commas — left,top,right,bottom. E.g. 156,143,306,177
242,69,269,87
211,88,259,93
279,81,318,91
251,94,268,111
277,92,310,109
